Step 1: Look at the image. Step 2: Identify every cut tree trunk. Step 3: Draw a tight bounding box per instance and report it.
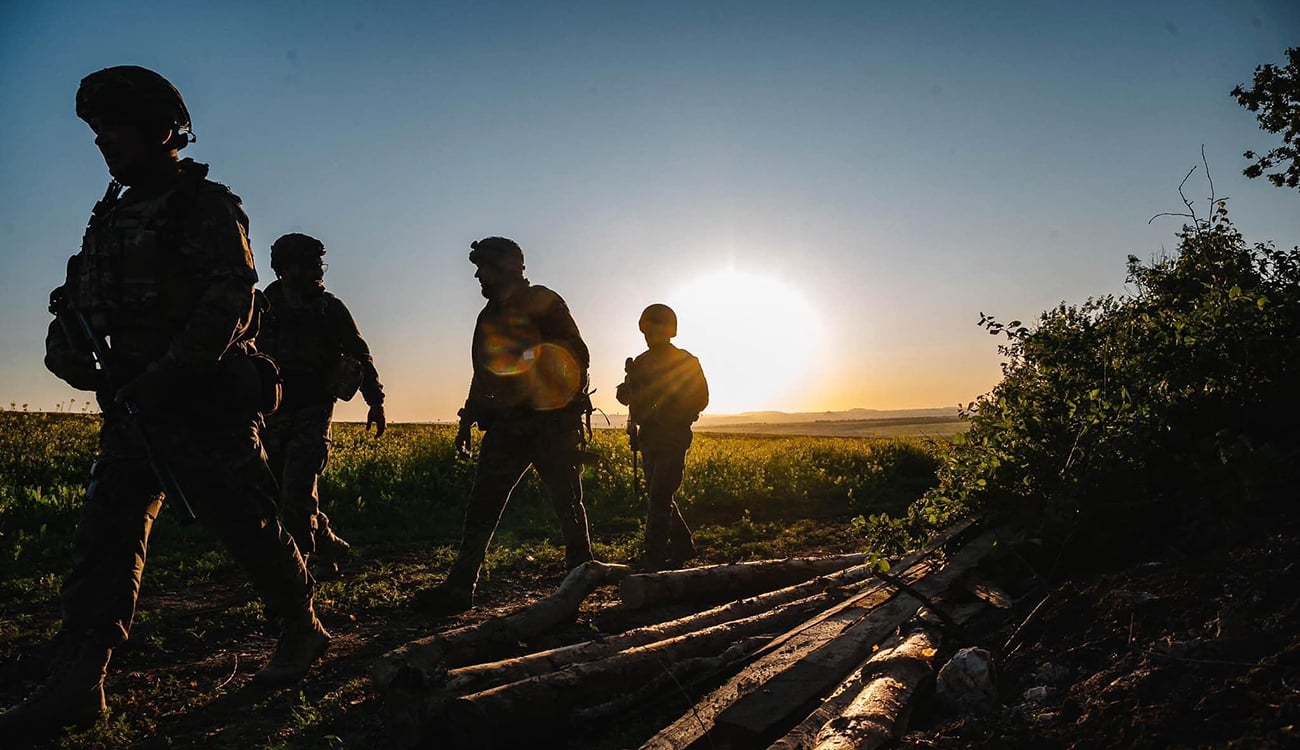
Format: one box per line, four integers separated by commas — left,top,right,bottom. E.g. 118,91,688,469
620,553,878,609
640,529,997,750
809,620,940,750
372,560,630,691
767,602,986,750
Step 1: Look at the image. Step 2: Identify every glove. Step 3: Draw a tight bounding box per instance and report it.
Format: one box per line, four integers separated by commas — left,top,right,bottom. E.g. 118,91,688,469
366,403,387,437
454,420,473,460
44,350,103,392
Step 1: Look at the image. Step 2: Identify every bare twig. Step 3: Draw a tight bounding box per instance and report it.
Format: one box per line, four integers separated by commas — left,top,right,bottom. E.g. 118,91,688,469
1147,166,1200,227
1001,594,1051,657
215,653,239,691
1202,144,1216,209
872,569,961,632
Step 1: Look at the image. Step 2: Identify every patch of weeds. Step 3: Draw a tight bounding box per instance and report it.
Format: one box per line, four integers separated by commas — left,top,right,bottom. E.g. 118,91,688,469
57,710,143,749
0,571,61,605
694,517,864,561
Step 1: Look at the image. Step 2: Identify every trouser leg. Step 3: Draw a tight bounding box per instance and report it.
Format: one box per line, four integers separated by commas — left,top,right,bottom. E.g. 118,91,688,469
184,452,314,626
642,447,694,563
534,427,593,568
444,430,532,590
264,405,333,557
60,457,163,649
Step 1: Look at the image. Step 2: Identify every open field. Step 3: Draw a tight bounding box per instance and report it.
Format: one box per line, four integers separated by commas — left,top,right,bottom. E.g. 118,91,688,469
0,409,941,749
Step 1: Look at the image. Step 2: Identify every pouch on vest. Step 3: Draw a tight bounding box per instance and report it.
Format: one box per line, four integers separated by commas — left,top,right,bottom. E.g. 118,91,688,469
248,351,283,415
218,352,282,416
328,355,364,401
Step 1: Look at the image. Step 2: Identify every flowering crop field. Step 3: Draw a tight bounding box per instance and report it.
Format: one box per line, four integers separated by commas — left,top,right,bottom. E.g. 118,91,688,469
1,408,943,598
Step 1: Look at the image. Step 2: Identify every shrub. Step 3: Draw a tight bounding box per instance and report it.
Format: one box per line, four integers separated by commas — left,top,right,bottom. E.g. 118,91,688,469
911,202,1300,547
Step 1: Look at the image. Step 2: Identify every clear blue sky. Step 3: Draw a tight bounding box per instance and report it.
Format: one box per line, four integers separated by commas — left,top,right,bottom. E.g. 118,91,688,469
2,0,1298,420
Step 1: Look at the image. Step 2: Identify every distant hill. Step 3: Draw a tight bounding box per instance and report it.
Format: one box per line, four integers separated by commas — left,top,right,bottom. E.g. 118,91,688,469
694,407,959,428
598,407,966,438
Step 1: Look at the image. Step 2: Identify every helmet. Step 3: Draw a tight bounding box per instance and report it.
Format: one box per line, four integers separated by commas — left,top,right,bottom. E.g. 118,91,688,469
639,304,677,338
271,233,326,273
76,66,193,149
469,236,525,271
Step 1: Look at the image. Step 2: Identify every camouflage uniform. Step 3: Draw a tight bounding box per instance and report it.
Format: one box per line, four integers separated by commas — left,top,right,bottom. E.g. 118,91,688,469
258,278,384,561
44,158,319,643
618,336,709,567
442,277,595,599
0,66,325,741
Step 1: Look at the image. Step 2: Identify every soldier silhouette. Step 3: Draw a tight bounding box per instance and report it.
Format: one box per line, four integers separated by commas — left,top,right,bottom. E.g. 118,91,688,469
617,304,708,570
415,237,596,615
0,66,328,742
258,233,386,580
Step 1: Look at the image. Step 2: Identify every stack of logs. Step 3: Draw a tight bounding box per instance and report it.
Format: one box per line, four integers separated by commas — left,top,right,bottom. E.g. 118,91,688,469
373,520,1000,749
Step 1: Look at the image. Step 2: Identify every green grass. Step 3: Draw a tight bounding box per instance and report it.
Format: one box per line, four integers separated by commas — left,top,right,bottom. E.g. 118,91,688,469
0,410,944,594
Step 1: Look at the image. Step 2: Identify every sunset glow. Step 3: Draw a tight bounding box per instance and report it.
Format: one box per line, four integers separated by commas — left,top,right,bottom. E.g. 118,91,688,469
666,269,822,414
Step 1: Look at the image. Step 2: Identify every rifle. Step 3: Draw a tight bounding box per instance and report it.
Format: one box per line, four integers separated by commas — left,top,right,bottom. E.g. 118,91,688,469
624,357,641,499
52,295,199,525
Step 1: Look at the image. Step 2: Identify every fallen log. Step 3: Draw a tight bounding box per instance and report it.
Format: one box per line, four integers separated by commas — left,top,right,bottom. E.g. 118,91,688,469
372,560,630,690
809,620,940,750
438,590,857,747
768,602,985,750
441,565,879,696
767,631,903,750
620,552,878,609
571,636,767,724
640,529,997,750
439,530,967,697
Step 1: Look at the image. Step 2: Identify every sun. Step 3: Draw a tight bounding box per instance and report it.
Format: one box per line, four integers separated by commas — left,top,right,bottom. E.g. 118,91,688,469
665,269,821,414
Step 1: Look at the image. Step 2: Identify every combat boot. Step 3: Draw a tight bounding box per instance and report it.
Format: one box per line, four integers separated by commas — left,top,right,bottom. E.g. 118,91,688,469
0,639,111,741
253,616,330,686
412,581,475,616
310,529,351,581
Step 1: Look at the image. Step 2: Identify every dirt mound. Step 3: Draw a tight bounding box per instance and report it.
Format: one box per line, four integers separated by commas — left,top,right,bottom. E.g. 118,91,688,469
901,521,1300,748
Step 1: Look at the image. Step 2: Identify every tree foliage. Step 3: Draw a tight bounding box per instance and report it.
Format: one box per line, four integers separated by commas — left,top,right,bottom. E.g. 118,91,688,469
911,203,1300,546
1233,47,1300,189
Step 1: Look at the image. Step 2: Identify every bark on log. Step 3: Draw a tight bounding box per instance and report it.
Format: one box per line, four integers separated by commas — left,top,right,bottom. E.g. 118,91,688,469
571,636,768,724
809,623,939,750
372,561,630,690
640,529,997,750
620,553,877,609
767,602,985,750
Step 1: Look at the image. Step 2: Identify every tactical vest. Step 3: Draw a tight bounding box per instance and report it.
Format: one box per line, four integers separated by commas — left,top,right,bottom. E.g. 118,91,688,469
626,345,708,429
68,164,252,372
259,287,344,374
